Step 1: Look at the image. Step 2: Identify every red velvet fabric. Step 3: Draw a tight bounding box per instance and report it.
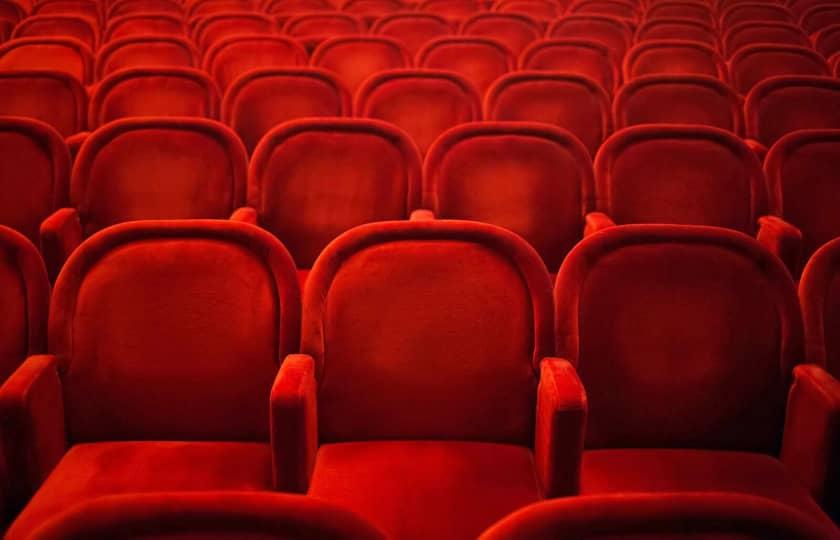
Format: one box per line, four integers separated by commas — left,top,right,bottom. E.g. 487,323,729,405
247,118,422,269
801,5,840,35
0,70,85,138
520,38,619,96
423,122,594,272
263,0,330,14
29,492,388,540
547,15,633,61
194,12,274,51
95,36,198,80
282,13,365,51
311,36,411,94
12,15,98,50
222,67,351,154
729,44,829,96
479,493,840,540
0,118,69,244
203,34,308,90
646,1,713,24
355,69,482,156
613,74,743,134
31,0,102,24
460,13,542,56
102,13,187,41
187,0,258,17
635,18,718,47
342,0,403,18
567,0,639,22
800,238,840,377
371,13,454,57
484,71,611,158
623,39,727,82
816,23,840,59
494,0,562,19
0,37,93,83
417,36,515,95
720,3,795,33
723,21,811,59
107,0,184,18
745,76,840,148
418,0,481,23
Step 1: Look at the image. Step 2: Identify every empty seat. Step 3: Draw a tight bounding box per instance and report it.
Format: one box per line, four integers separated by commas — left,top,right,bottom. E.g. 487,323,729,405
547,15,633,61
485,71,611,157
0,19,11,41
789,0,831,17
0,70,86,137
520,38,619,95
28,493,387,540
371,13,454,57
480,493,840,540
271,219,580,540
423,122,594,272
95,36,198,79
0,225,49,385
282,13,365,51
460,13,542,56
342,0,404,17
239,118,421,280
613,74,743,134
311,36,411,94
554,224,839,527
89,67,220,128
418,0,481,23
31,0,101,25
264,0,331,13
720,3,795,32
646,1,714,24
493,0,564,20
106,0,184,18
568,0,639,21
355,69,480,156
745,76,840,148
0,1,24,26
623,39,727,81
815,23,840,58
12,15,98,50
194,11,275,51
203,34,307,90
0,37,93,83
417,36,515,95
0,117,69,244
801,237,840,381
222,67,351,153
729,44,829,95
723,21,812,58
800,5,840,35
634,18,718,47
103,13,186,41
1,219,301,540
39,118,248,278
187,0,258,17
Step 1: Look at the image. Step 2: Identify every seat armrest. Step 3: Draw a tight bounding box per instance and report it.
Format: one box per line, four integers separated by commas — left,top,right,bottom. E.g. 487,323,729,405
271,354,318,493
65,132,90,162
757,216,802,277
781,364,840,510
584,212,616,237
230,206,259,225
745,139,768,163
410,209,435,221
535,357,587,498
39,208,82,283
0,355,66,514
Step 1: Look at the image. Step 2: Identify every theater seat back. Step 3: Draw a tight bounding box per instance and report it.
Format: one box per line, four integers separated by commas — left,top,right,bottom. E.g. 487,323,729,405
0,37,93,84
0,70,86,137
203,34,308,90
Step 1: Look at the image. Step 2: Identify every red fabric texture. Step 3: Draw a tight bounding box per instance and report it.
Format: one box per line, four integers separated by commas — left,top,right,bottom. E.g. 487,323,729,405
460,13,542,56
0,37,93,84
0,70,85,138
102,13,187,41
194,12,274,51
495,0,562,19
107,0,183,18
95,36,199,79
417,36,515,95
723,21,811,58
282,13,365,51
635,18,718,47
567,0,639,21
646,1,713,23
203,34,307,90
801,5,840,35
371,13,454,57
520,38,619,95
801,237,840,377
756,215,804,276
311,36,411,94
729,44,830,96
547,15,633,61
12,14,98,50
623,39,727,82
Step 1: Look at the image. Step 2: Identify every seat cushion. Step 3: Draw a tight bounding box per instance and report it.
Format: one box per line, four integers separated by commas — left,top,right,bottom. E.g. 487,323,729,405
6,441,273,540
308,441,542,540
581,448,832,527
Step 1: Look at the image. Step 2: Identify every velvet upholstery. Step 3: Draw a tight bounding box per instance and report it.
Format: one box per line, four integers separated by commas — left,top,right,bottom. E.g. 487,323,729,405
0,37,93,84
815,24,840,59
418,0,481,23
203,34,308,90
0,70,85,138
460,13,542,56
801,5,840,35
342,0,403,18
371,13,454,57
88,67,221,127
107,0,184,18
744,76,840,147
646,1,714,24
720,3,795,32
245,118,422,269
613,75,743,134
0,1,24,26
623,39,727,81
12,15,98,50
282,13,365,51
310,36,411,94
729,45,830,96
479,493,840,540
194,11,274,51
723,21,811,59
547,15,633,61
355,69,482,156
187,0,259,17
417,36,515,95
484,71,611,158
800,239,840,379
0,118,70,244
635,18,718,47
29,492,388,540
263,0,331,14
521,38,619,97
222,67,351,154
102,13,187,41
494,0,563,20
423,122,594,272
568,0,639,22
95,36,198,79
31,0,101,25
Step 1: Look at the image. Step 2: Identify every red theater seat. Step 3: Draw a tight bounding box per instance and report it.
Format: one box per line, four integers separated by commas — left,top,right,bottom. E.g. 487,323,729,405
203,34,307,90
311,36,411,94
187,0,258,17
272,219,582,540
12,15,98,50
417,37,515,96
418,0,481,23
106,0,184,18
282,13,365,52
102,14,187,41
28,493,387,540
801,237,840,383
480,493,840,540
0,37,93,84
355,69,481,156
623,39,727,81
460,13,543,56
800,5,840,35
342,0,404,19
548,15,633,61
371,13,454,57
729,44,829,96
789,0,830,18
222,67,351,153
613,74,743,134
264,0,332,13
31,0,101,26
0,118,69,244
95,36,198,79
744,76,840,148
1,219,301,540
0,1,24,26
423,122,594,272
720,2,795,32
485,71,611,157
89,67,220,127
645,1,714,24
493,0,563,20
634,18,718,48
238,118,421,283
520,38,619,96
554,224,840,527
0,20,11,41
567,0,639,22
39,118,247,279
815,23,840,58
193,12,275,51
0,70,86,137
723,21,812,58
